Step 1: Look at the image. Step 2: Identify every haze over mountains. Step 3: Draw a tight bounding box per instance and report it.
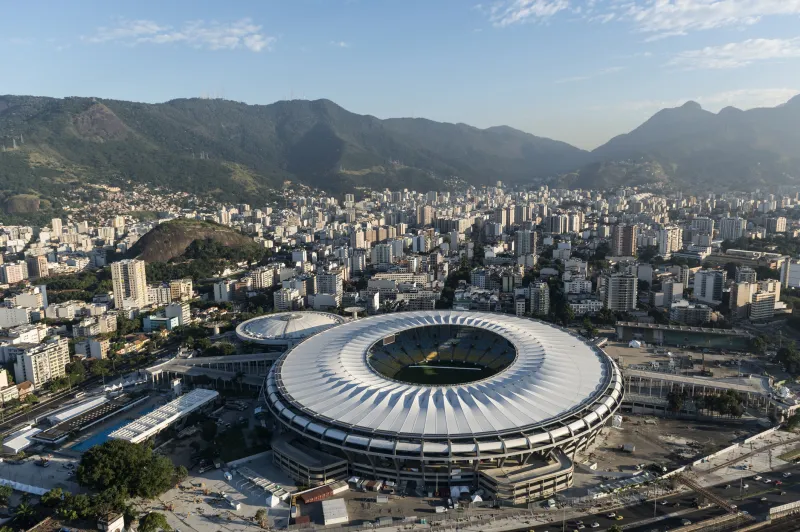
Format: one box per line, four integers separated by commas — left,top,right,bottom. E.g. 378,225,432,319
0,93,798,212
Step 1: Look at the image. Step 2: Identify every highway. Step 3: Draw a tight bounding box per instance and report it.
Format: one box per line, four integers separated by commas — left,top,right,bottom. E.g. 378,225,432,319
524,462,800,532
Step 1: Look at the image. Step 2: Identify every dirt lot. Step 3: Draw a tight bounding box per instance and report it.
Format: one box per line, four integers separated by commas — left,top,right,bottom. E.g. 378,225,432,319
603,341,764,379
579,416,759,477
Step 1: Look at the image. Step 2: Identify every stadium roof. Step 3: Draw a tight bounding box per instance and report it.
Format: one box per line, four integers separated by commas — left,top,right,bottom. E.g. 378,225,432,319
109,389,218,444
236,311,345,344
270,311,614,438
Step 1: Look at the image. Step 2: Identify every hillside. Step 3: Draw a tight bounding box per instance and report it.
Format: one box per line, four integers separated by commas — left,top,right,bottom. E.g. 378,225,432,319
2,94,799,202
126,219,263,263
0,96,590,207
586,97,800,190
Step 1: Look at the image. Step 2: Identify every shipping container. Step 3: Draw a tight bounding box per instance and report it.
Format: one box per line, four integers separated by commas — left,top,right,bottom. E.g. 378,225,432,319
299,486,334,504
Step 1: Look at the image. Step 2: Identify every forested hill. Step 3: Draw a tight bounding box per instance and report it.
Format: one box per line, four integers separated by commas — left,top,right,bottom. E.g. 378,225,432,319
0,95,590,209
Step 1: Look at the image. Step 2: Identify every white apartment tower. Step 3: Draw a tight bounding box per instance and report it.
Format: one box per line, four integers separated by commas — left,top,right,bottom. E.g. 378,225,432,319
601,273,638,312
658,226,683,256
719,217,746,241
111,259,148,309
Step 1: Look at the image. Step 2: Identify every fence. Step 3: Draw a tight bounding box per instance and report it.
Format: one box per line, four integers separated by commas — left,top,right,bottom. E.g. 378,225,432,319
769,500,800,519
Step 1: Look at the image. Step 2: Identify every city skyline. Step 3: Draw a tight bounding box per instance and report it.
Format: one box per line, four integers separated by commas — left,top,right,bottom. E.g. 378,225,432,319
1,0,798,148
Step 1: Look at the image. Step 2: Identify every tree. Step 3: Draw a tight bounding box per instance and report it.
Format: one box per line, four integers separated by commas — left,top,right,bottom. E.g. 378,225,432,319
13,502,37,527
0,485,12,505
40,487,66,507
609,526,624,532
174,465,188,485
752,336,767,355
255,508,268,529
77,440,177,498
582,318,598,338
667,390,688,414
138,512,172,532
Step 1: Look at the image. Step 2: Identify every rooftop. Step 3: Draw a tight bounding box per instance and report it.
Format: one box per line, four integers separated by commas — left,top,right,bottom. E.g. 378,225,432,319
109,389,218,443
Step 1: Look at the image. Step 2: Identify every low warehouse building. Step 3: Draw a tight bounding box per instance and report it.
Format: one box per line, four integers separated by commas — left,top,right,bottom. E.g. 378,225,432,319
321,498,348,526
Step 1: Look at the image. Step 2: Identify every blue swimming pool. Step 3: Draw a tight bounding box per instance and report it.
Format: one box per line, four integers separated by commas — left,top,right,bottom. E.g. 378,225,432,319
70,406,157,452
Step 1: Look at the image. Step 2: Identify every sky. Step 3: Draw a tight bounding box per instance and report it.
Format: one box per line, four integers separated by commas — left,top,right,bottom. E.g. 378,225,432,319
1,0,799,150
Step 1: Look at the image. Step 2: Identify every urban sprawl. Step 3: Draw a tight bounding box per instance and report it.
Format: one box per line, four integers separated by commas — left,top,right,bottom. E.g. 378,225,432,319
3,182,800,532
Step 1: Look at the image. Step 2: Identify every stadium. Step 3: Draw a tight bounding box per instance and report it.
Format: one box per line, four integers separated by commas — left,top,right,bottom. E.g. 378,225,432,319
235,311,346,349
265,310,623,503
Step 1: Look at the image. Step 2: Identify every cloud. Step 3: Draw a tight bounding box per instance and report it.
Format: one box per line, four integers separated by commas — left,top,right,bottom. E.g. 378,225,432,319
330,40,350,48
488,0,570,27
84,18,275,52
668,37,800,69
616,0,800,38
556,66,624,84
484,1,800,39
615,88,799,114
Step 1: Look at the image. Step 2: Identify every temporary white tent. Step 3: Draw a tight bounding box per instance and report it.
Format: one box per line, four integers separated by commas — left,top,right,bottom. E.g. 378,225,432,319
628,340,642,348
471,494,483,503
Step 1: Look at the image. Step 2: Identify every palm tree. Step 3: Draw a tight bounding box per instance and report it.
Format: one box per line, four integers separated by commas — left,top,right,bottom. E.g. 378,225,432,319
14,502,37,527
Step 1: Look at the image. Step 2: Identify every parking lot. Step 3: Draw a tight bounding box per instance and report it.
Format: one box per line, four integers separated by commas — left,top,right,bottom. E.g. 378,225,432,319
0,454,83,495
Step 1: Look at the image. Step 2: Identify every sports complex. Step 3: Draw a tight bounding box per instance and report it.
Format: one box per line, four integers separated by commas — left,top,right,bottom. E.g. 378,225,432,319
265,310,623,503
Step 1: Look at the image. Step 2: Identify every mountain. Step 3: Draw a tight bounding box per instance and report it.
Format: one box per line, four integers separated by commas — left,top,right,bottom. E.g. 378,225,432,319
2,94,799,206
0,95,590,209
582,97,800,190
126,219,263,263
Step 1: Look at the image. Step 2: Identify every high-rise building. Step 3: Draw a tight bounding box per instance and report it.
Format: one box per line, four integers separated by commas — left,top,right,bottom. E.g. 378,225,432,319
529,281,550,316
0,262,28,285
781,259,800,289
691,217,715,234
169,279,194,301
662,279,683,303
25,255,49,279
111,259,148,309
719,217,746,241
567,211,584,233
766,216,787,234
51,218,63,237
317,269,344,299
601,273,638,311
694,269,726,304
611,224,638,257
730,282,755,318
165,302,191,327
658,226,683,256
350,228,365,249
416,205,435,226
545,214,568,234
371,244,394,266
274,288,301,312
12,337,70,389
750,291,776,321
514,230,537,257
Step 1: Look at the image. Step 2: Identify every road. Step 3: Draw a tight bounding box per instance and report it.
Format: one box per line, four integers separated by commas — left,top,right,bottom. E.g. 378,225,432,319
523,462,800,532
0,385,95,436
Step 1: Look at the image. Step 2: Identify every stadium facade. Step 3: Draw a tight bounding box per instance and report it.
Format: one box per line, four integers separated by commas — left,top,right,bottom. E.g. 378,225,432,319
265,311,622,503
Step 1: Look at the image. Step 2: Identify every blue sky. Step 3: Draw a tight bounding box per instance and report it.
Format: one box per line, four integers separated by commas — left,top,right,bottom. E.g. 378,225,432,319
1,0,799,149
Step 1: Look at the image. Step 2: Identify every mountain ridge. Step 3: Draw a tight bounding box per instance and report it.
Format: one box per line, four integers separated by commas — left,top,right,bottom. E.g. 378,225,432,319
0,93,799,210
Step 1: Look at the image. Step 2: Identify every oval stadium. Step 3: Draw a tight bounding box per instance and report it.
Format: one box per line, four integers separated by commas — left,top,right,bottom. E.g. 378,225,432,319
265,310,623,503
235,311,346,349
